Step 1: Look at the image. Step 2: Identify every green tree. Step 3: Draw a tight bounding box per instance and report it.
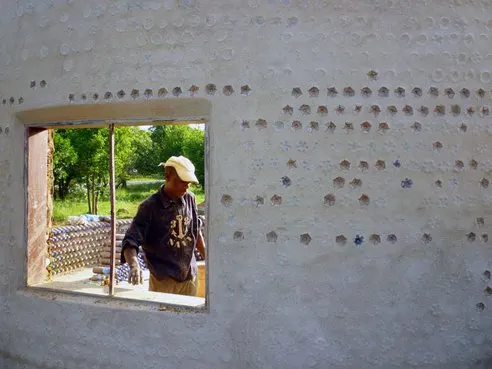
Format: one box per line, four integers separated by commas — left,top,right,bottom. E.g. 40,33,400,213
68,128,109,214
53,130,78,200
182,127,205,186
53,124,205,215
53,127,140,214
114,126,139,188
130,128,154,176
150,125,189,165
148,124,204,182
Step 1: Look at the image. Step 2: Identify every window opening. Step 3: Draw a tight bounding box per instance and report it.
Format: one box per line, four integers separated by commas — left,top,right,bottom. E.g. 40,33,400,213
27,120,207,309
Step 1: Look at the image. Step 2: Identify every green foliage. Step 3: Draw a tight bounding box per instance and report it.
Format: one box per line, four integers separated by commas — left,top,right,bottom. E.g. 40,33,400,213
134,124,205,184
113,126,140,187
53,130,78,199
182,127,205,186
129,128,153,176
52,123,205,217
53,127,144,214
67,128,110,214
150,124,189,167
52,182,205,225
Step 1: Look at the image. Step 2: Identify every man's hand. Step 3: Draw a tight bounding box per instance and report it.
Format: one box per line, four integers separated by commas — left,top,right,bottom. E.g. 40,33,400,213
128,264,143,285
124,247,143,285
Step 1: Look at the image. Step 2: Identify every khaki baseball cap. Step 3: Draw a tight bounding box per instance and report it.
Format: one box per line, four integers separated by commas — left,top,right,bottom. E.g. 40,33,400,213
158,156,199,184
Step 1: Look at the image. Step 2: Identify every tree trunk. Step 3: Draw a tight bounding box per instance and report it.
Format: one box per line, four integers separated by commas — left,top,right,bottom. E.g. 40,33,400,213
91,178,96,215
94,188,99,215
55,183,61,200
57,180,67,200
86,179,92,214
61,177,71,199
64,181,69,199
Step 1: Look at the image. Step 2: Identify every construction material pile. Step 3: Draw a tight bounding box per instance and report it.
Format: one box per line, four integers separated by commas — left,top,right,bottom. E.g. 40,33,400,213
90,233,149,284
99,233,124,268
47,220,132,277
48,216,206,284
90,249,148,285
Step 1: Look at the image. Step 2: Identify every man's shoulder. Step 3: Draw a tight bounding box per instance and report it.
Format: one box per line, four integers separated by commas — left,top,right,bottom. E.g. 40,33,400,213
184,191,196,200
140,191,161,208
184,191,198,204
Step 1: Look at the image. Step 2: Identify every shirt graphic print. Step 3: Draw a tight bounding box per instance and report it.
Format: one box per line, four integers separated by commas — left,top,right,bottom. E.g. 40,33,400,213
169,214,193,248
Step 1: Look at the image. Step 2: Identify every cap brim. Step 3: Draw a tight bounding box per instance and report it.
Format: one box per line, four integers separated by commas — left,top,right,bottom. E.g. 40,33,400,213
176,168,199,184
160,158,199,184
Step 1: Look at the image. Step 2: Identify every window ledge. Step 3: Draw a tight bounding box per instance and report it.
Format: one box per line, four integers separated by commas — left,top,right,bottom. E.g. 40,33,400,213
18,286,207,313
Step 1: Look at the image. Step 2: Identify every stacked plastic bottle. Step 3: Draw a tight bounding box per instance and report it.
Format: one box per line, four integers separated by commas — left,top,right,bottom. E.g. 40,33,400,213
47,220,132,277
115,253,148,283
48,217,205,282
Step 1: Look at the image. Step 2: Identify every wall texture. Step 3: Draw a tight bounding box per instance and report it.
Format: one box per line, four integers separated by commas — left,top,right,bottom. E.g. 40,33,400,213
1,0,492,368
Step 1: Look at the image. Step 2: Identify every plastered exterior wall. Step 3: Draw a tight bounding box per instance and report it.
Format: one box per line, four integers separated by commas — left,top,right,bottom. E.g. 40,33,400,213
1,0,492,368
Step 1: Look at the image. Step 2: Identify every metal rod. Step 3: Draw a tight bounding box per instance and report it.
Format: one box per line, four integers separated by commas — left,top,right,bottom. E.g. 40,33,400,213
108,123,116,296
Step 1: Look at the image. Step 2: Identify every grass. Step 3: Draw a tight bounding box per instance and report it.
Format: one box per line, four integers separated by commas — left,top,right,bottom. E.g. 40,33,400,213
53,182,205,226
126,175,162,182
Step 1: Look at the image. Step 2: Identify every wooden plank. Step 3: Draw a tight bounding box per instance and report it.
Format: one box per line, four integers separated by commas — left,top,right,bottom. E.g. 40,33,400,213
27,128,49,285
109,123,116,296
100,257,121,265
100,251,121,259
101,247,122,252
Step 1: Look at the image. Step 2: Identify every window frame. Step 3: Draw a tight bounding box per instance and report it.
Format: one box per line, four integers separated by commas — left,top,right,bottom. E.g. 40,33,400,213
18,99,212,312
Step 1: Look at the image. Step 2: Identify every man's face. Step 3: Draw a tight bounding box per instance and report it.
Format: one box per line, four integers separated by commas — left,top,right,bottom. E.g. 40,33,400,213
167,172,190,197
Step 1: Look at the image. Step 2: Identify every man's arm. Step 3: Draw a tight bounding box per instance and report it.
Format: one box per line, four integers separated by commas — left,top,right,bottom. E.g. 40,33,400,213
121,201,151,284
192,194,206,260
121,201,151,262
196,230,206,260
123,247,143,285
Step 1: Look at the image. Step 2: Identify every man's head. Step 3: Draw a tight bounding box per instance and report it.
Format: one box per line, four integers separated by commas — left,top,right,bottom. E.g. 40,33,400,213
159,156,199,198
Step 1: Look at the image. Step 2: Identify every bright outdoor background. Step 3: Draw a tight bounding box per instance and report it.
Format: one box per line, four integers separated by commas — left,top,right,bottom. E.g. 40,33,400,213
52,124,205,225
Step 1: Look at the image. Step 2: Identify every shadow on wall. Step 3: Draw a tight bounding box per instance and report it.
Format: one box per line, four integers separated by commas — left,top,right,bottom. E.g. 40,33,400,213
473,357,492,369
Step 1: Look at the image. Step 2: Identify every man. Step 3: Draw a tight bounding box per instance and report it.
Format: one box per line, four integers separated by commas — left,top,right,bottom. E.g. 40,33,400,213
121,155,206,296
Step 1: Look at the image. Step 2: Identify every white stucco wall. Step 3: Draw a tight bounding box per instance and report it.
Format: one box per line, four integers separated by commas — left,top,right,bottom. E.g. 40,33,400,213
1,0,492,368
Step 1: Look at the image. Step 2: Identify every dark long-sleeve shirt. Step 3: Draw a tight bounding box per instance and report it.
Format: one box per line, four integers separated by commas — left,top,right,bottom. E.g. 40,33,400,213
121,186,199,282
